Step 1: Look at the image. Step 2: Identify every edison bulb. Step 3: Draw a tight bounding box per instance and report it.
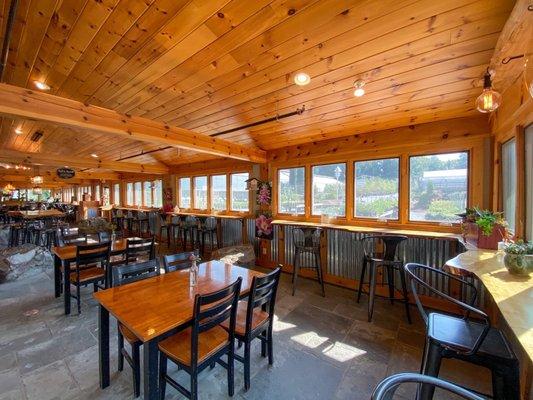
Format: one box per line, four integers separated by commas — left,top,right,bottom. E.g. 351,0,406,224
475,89,502,113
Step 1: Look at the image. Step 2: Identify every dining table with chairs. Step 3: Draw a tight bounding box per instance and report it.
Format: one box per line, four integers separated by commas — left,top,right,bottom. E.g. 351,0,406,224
93,260,270,400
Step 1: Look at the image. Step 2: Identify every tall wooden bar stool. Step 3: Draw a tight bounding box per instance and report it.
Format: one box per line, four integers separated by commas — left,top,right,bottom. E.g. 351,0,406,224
404,263,520,400
291,227,325,297
356,235,410,323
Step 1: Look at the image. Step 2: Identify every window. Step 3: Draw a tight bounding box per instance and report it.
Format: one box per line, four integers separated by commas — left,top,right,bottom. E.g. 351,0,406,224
134,182,142,206
126,183,133,205
312,163,346,217
502,139,517,233
179,178,191,208
278,167,305,214
153,180,162,208
94,184,100,202
409,152,468,223
355,158,399,219
526,125,533,240
143,181,152,207
194,176,208,209
230,172,249,211
113,183,120,205
211,175,227,211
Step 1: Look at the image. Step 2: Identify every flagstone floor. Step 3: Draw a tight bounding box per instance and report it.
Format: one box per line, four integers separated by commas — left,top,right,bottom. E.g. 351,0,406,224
0,255,492,400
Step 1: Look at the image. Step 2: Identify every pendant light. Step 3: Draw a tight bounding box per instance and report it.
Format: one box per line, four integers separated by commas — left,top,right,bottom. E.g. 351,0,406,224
31,166,43,185
475,68,502,113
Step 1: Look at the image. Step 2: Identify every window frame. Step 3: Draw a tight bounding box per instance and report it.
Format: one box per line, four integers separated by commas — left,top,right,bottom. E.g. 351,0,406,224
407,150,470,225
229,172,250,213
310,162,347,218
211,174,228,212
276,166,307,217
193,175,208,210
353,157,400,221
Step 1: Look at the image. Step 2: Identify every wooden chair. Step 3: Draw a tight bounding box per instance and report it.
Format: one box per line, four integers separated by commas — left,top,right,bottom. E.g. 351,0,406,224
357,235,410,323
162,250,199,273
221,267,281,391
70,242,111,314
113,259,160,398
125,236,155,264
404,263,520,400
158,277,242,400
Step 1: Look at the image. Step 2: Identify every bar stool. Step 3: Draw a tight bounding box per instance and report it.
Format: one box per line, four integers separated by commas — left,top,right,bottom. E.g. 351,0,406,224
291,227,325,297
158,212,171,247
404,263,520,400
112,209,125,233
8,223,24,247
198,216,218,256
183,215,200,250
356,235,410,323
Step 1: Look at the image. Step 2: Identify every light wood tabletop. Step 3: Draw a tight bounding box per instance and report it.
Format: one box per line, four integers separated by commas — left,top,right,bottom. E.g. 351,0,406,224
8,209,65,219
445,250,533,363
52,237,134,261
94,260,263,342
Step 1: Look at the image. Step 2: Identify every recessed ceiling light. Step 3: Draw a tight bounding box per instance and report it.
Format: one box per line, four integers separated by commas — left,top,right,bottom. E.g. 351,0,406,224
294,71,311,86
34,81,50,91
353,80,366,97
91,153,98,158
14,127,23,135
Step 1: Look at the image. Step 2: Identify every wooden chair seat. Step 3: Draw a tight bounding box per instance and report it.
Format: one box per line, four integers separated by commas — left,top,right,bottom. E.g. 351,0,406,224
69,266,105,283
221,300,269,336
158,326,229,366
118,323,140,344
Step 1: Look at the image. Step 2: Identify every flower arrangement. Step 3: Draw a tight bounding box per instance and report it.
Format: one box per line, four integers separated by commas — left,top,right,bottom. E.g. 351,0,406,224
255,211,273,240
256,182,272,206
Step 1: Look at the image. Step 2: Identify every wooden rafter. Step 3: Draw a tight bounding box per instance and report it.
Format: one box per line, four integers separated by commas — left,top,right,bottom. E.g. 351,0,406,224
0,83,267,163
0,149,169,174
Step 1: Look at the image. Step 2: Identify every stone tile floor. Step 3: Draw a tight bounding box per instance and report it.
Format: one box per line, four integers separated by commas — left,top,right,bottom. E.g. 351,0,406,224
0,260,492,400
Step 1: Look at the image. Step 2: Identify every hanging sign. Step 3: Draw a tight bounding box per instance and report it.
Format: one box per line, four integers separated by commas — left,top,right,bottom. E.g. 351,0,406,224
56,168,75,179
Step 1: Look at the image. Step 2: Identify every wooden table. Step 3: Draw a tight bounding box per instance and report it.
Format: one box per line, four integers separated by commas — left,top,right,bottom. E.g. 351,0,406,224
52,238,141,315
93,261,263,400
445,250,532,398
8,209,65,219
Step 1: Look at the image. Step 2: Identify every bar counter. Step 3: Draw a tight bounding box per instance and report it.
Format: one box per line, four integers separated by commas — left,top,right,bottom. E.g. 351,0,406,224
445,250,532,363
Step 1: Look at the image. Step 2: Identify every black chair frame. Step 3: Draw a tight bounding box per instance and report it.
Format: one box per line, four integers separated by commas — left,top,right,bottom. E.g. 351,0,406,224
162,250,199,273
159,277,242,400
291,227,324,297
404,263,519,400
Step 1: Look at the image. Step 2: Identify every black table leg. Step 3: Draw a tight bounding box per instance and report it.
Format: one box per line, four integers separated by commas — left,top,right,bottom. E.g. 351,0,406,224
54,254,61,298
63,260,71,315
98,305,110,389
143,339,159,400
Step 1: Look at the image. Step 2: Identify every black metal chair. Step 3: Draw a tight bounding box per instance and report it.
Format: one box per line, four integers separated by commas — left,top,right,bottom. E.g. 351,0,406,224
357,235,410,323
158,277,242,400
70,242,111,314
158,212,171,247
371,373,486,400
183,215,200,250
404,263,520,400
125,236,155,264
291,227,324,297
162,250,199,273
113,259,160,398
198,216,218,256
221,267,281,391
168,215,184,249
132,211,149,237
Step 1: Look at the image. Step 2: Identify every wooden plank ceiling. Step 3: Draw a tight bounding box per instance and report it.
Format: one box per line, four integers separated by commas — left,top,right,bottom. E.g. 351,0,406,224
0,0,516,168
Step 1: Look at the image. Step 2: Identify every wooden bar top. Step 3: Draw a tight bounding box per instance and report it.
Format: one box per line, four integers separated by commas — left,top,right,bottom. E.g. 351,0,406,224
8,209,65,219
166,211,245,220
271,219,462,241
445,250,533,362
94,261,263,342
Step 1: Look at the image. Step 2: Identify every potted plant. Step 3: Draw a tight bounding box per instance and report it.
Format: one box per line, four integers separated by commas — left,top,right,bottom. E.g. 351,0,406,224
503,241,533,276
460,208,507,250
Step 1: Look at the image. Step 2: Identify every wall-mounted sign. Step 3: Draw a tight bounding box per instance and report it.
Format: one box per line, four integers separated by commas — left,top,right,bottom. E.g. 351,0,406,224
56,168,75,179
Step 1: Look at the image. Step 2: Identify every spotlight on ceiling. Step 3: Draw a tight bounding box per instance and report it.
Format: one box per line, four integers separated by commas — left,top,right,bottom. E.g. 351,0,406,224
353,80,366,97
91,153,99,158
33,81,50,91
14,127,23,135
294,71,311,86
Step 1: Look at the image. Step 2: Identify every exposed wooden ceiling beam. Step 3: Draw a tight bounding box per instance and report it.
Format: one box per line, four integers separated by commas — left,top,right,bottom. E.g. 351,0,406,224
0,149,169,174
0,83,267,163
0,168,120,181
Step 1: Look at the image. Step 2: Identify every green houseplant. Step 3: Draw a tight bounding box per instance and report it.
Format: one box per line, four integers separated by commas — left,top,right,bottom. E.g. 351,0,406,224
460,208,507,250
503,241,533,275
